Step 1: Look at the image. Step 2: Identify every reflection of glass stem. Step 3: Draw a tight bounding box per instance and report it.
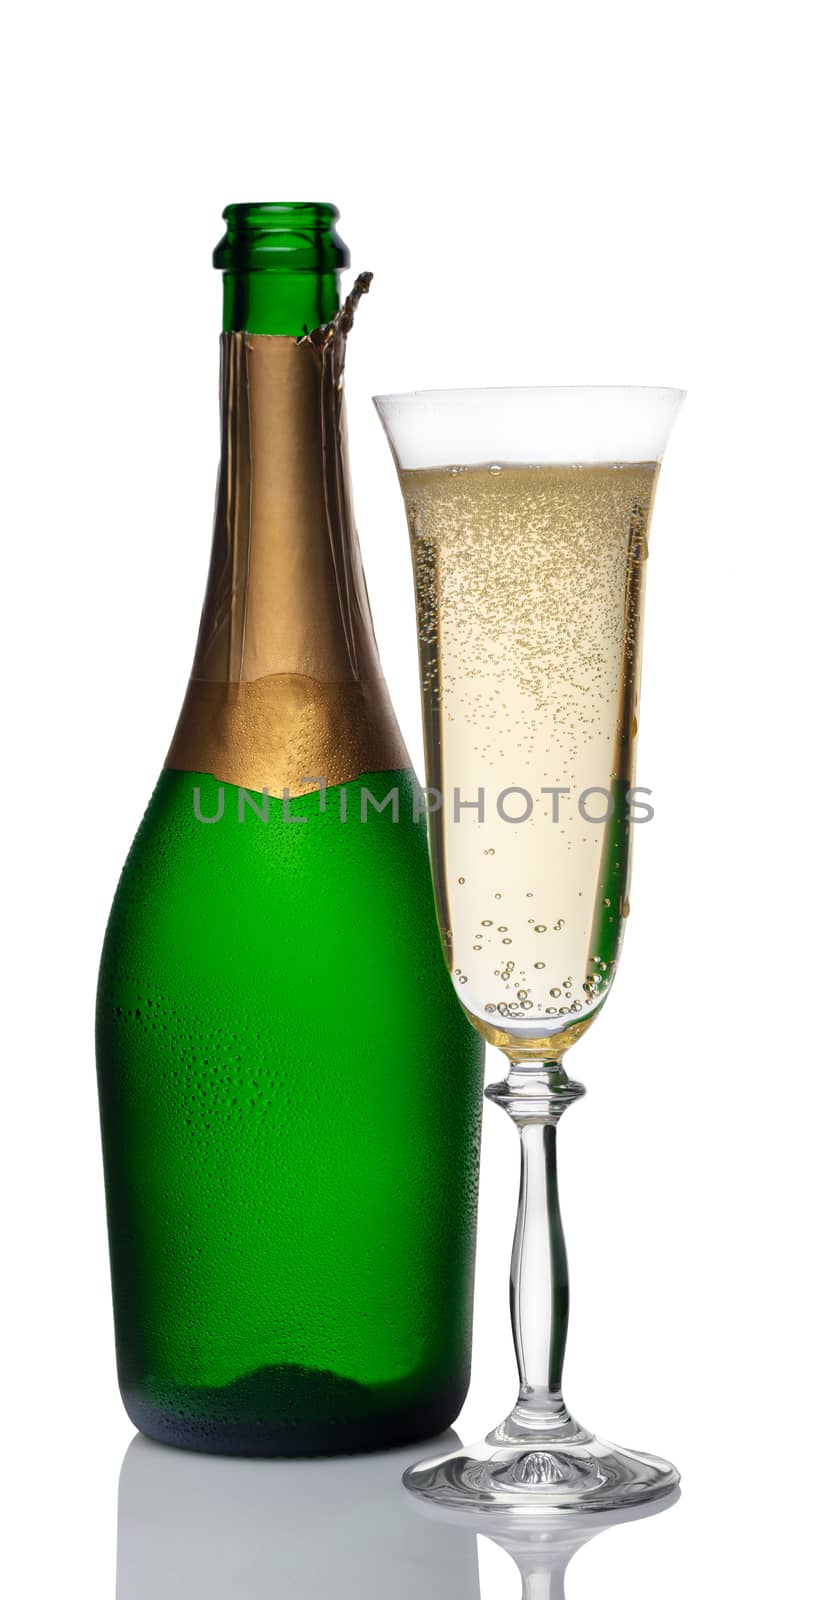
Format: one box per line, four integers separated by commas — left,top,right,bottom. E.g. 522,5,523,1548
485,1067,585,1451
512,1549,573,1600
487,1525,598,1600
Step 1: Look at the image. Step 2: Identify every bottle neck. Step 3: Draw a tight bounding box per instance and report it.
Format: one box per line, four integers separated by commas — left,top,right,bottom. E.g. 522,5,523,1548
194,324,378,685
166,203,406,796
167,300,408,796
190,270,376,695
221,270,341,337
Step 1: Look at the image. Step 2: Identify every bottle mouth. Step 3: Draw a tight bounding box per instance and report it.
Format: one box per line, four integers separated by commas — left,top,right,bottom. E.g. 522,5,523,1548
213,202,350,273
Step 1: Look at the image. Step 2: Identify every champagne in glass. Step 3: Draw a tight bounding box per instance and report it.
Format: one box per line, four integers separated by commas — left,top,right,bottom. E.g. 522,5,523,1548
376,387,684,1513
401,460,656,1060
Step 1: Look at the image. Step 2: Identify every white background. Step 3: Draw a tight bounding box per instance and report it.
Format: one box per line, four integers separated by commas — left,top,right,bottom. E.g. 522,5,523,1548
3,2,839,1595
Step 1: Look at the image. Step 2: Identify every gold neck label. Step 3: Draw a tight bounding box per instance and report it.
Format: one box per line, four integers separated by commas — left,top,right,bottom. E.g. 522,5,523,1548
166,278,408,798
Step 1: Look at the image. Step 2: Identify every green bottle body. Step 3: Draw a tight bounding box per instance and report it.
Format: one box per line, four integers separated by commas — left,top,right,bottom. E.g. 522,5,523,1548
95,206,484,1455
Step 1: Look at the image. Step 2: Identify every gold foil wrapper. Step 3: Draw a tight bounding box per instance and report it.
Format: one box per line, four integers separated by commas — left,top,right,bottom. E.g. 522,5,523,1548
167,278,408,797
168,675,405,800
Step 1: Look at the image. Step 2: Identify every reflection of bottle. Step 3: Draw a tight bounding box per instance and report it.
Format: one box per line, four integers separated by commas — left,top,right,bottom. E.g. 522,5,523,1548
96,203,484,1455
116,1433,481,1600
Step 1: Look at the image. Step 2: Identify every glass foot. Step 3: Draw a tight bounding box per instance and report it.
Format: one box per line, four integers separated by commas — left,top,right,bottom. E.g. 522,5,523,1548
403,1413,679,1515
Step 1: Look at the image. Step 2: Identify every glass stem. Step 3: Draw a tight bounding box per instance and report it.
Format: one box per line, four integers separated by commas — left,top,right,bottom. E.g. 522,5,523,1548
486,1065,586,1435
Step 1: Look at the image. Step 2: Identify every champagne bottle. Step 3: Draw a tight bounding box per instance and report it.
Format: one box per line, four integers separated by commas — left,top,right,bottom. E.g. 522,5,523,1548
96,203,484,1457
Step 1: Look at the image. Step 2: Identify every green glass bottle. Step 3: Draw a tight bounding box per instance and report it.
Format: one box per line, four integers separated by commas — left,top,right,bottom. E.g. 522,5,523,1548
96,203,484,1456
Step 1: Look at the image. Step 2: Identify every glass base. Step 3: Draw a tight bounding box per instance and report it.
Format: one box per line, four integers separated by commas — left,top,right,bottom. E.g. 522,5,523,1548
403,1412,679,1515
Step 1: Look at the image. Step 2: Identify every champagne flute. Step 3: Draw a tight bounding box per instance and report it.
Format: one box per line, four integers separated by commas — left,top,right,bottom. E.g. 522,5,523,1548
375,386,684,1513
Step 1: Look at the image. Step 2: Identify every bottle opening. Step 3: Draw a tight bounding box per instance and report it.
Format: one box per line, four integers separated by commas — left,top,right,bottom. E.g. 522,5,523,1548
213,202,350,273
